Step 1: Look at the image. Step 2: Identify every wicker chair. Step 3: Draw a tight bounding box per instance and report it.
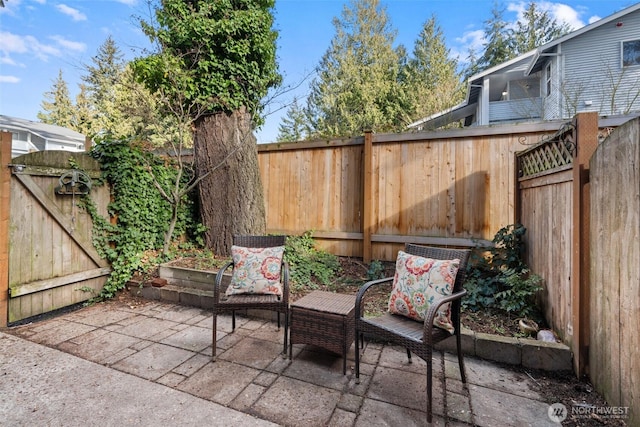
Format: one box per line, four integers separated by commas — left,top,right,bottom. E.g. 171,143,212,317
355,244,471,425
212,235,289,361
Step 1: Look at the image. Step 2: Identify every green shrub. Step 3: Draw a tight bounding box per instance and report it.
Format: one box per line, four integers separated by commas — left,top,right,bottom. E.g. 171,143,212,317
284,231,341,291
463,223,543,320
366,260,386,281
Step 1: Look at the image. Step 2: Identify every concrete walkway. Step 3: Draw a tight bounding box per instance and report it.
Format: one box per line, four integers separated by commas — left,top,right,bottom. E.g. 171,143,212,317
1,299,561,426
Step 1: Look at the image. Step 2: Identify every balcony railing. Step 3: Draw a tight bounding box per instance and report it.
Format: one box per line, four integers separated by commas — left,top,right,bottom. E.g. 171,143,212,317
489,97,543,122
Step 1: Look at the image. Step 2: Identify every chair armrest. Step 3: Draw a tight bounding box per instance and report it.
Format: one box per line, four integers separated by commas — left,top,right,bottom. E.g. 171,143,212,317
214,261,234,302
422,289,467,337
355,277,394,320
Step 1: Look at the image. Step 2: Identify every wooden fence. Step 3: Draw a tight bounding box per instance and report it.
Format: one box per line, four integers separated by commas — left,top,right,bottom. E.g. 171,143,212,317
0,134,110,325
258,121,564,261
515,113,639,422
515,113,601,373
589,117,639,424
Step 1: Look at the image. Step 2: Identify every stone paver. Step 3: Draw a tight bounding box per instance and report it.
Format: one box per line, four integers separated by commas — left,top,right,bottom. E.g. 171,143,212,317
1,298,579,427
58,329,140,364
177,360,259,405
251,376,341,426
160,325,211,352
26,321,95,346
468,383,556,427
112,342,194,380
464,356,543,400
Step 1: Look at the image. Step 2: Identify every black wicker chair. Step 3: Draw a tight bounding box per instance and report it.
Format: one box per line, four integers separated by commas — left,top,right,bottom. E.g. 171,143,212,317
355,244,471,425
212,235,289,361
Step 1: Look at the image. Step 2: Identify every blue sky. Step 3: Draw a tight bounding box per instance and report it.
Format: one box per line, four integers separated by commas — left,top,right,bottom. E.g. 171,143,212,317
1,0,637,143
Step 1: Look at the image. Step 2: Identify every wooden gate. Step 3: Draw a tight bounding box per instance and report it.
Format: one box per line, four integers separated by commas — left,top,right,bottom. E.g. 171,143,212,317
0,133,111,325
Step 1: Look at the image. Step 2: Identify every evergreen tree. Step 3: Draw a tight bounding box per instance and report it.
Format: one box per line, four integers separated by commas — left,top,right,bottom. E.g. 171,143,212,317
277,97,309,142
478,3,513,71
404,15,465,127
512,1,571,54
305,0,409,137
37,69,75,129
81,36,126,136
82,35,125,110
477,1,572,72
74,83,93,136
463,47,482,81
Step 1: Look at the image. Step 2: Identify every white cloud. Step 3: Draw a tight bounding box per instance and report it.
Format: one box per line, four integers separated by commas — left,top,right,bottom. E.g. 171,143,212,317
114,0,137,5
0,31,61,61
0,56,18,66
546,3,584,30
28,36,61,60
588,15,602,25
0,31,29,54
49,35,86,52
506,1,585,31
456,29,485,53
0,75,21,83
56,4,87,21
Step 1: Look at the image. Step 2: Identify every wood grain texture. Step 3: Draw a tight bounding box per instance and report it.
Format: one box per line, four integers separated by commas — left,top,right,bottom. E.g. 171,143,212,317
7,152,110,323
589,117,640,422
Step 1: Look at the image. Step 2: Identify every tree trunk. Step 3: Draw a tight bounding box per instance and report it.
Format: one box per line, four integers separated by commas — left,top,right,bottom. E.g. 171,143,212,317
193,108,266,256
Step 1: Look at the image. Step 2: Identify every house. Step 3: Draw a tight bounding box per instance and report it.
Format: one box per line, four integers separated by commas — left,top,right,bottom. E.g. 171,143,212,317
0,115,87,158
409,3,640,130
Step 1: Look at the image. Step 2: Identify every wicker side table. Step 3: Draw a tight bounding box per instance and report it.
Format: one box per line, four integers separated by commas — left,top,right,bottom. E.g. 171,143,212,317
289,290,357,374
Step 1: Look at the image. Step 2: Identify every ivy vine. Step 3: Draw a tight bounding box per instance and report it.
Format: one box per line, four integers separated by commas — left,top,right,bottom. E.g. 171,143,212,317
81,137,203,299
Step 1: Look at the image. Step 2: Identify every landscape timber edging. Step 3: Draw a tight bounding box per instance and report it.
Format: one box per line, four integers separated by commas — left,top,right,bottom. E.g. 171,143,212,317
434,328,573,371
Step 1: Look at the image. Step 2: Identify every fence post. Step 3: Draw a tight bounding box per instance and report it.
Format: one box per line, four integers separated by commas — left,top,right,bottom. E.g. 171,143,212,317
363,131,373,263
0,132,12,327
571,111,599,376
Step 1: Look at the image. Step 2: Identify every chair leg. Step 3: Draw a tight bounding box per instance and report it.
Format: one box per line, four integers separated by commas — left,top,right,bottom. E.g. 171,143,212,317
232,310,236,331
277,312,281,329
212,313,217,361
406,348,412,364
456,331,467,383
426,352,433,425
355,326,361,384
283,311,288,355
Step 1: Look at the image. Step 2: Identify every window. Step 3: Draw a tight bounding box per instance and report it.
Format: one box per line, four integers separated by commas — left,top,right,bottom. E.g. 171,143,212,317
622,39,640,67
545,63,552,97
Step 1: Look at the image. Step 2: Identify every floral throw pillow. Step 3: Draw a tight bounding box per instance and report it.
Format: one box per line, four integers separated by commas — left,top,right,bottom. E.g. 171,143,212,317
387,251,460,334
225,245,285,297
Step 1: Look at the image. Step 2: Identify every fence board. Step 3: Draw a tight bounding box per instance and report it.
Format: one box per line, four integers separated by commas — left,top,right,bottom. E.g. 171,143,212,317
589,117,640,423
259,126,557,260
6,151,110,323
519,169,573,339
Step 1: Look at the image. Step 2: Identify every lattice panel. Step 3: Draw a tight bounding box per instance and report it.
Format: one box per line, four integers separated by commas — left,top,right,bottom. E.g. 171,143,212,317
518,123,575,178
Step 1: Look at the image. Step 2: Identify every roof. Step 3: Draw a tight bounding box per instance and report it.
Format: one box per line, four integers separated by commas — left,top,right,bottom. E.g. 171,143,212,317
0,115,86,145
526,2,640,75
408,2,640,130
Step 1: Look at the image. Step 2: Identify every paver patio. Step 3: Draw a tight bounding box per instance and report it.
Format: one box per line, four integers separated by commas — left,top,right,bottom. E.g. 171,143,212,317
3,298,563,426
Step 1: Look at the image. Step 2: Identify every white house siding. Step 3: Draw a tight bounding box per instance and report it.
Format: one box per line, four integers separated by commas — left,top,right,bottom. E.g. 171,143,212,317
560,10,640,117
544,55,562,120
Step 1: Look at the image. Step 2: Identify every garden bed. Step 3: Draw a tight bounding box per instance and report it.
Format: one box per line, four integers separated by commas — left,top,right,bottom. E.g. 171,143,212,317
155,255,539,338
